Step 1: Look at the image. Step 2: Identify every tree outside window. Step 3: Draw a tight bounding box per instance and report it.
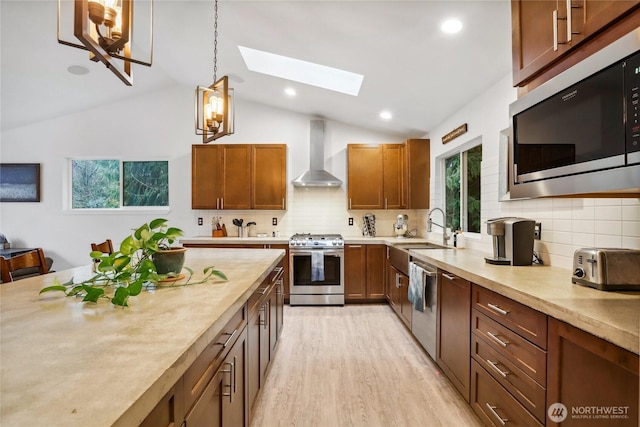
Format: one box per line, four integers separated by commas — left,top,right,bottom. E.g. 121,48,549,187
444,145,482,233
71,160,168,209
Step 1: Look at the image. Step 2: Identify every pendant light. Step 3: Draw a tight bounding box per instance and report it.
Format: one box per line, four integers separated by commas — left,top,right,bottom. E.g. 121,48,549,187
57,0,153,86
195,0,235,143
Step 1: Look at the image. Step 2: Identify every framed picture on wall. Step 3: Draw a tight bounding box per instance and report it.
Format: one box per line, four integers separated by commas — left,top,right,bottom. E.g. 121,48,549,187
0,163,41,202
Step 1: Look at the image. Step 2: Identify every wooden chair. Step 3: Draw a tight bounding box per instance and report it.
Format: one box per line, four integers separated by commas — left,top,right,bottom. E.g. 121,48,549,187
91,239,114,254
0,248,49,283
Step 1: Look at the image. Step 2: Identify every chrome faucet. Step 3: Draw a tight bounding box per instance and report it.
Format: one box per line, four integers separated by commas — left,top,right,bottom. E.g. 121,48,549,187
427,207,451,246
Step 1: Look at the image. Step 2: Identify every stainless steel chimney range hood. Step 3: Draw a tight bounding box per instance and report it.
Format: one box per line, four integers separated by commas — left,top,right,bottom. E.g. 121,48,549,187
292,120,343,187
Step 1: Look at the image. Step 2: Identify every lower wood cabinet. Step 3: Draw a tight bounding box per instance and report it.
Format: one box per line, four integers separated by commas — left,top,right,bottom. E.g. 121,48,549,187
437,269,471,402
547,318,639,426
140,263,284,427
386,263,411,329
345,244,386,302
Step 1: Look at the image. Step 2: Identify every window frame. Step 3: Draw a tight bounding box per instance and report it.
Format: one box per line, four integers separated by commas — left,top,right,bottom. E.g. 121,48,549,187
64,157,171,214
439,137,482,235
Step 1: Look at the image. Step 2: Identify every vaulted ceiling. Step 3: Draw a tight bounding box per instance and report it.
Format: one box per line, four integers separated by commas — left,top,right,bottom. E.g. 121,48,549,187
1,1,512,137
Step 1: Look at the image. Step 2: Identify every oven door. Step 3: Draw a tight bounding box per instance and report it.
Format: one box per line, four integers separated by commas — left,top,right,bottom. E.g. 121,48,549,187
289,248,344,296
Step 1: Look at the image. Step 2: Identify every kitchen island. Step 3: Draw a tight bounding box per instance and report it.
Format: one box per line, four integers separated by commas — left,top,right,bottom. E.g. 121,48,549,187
0,248,285,427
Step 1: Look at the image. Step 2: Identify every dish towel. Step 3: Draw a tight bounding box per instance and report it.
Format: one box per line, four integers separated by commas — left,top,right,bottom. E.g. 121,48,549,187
408,262,426,312
311,251,325,282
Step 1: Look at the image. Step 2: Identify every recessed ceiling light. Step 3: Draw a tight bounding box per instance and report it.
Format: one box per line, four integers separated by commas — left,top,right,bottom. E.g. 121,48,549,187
285,87,297,97
380,111,392,120
441,19,463,34
67,65,90,75
238,46,364,96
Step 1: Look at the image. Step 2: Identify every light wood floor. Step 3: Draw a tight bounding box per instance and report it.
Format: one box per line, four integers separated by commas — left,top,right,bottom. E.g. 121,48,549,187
250,304,483,427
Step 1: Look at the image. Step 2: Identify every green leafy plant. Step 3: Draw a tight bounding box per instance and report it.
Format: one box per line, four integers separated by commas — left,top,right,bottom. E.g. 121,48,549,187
40,218,227,307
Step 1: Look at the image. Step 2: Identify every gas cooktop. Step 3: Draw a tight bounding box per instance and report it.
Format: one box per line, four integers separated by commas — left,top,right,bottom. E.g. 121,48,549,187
289,233,344,247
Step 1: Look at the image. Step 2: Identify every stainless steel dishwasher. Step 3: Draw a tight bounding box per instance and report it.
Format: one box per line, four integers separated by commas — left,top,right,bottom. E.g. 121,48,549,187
409,258,438,360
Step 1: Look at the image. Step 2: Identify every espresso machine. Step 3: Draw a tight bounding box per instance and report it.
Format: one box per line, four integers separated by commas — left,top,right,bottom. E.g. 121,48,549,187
485,217,535,266
394,214,409,238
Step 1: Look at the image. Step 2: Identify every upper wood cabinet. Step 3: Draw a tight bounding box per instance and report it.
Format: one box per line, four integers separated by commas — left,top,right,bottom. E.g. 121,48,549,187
347,139,429,210
252,145,286,210
512,0,640,90
192,144,287,210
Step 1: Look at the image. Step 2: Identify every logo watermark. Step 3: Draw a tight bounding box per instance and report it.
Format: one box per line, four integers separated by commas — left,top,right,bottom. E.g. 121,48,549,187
548,403,630,423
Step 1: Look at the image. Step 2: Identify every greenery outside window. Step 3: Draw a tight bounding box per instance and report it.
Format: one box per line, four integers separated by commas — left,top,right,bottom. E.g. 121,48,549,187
444,144,482,233
71,159,169,209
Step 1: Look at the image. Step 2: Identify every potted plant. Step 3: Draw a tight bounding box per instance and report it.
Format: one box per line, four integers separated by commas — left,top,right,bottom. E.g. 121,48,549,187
40,218,227,306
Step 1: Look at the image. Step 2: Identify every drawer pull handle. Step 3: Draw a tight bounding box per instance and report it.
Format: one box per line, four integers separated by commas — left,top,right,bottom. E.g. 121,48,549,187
487,331,509,348
487,303,509,316
487,359,509,378
486,403,508,426
221,330,237,348
442,273,456,280
221,361,234,403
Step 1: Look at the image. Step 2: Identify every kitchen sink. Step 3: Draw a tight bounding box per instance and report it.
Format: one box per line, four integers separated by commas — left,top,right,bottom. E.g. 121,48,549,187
389,243,449,276
393,243,449,250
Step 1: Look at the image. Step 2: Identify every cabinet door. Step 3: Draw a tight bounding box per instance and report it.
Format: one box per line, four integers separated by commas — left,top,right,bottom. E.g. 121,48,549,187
382,145,405,209
437,270,471,402
398,273,412,329
223,328,247,427
404,139,430,209
184,369,224,427
247,311,260,414
573,1,640,46
347,145,384,209
140,378,184,427
192,145,220,209
259,301,270,388
366,244,386,300
345,245,367,300
219,145,251,210
512,0,569,86
252,145,286,210
269,286,277,358
547,318,639,426
387,264,402,317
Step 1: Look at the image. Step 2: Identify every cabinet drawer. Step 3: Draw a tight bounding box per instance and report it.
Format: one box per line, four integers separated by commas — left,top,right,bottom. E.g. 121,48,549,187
472,334,546,423
472,285,547,349
472,310,546,386
183,305,247,412
471,359,544,427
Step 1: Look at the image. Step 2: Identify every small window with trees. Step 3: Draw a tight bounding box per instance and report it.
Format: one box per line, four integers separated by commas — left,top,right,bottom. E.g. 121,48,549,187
444,144,482,233
70,159,169,209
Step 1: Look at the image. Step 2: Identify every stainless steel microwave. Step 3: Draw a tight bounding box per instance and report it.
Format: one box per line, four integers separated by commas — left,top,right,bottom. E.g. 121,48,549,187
509,28,640,199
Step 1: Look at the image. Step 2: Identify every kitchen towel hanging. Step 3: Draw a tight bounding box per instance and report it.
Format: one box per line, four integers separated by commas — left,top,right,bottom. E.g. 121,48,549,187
408,262,427,311
311,250,325,282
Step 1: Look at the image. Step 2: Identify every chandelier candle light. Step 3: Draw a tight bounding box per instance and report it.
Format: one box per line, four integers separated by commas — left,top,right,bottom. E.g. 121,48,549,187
195,0,235,142
57,0,153,85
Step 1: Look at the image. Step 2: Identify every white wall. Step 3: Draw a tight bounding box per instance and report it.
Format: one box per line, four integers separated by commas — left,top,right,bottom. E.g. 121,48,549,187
426,74,640,269
0,84,422,270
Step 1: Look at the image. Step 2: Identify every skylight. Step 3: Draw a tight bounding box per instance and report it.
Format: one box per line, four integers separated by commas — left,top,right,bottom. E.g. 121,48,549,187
238,46,364,96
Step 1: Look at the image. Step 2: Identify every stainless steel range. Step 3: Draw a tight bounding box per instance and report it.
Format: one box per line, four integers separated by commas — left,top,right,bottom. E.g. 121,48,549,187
289,233,345,306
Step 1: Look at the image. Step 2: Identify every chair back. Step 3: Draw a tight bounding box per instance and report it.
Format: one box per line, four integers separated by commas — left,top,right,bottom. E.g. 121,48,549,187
0,248,49,283
91,239,114,254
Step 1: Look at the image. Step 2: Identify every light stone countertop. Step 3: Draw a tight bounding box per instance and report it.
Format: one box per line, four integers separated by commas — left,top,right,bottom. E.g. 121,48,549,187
0,248,285,427
409,248,640,355
179,236,430,245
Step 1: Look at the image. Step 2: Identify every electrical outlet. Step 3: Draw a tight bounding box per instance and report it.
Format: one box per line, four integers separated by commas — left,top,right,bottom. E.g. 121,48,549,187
272,217,278,226
534,222,542,240
197,217,203,226
348,217,354,226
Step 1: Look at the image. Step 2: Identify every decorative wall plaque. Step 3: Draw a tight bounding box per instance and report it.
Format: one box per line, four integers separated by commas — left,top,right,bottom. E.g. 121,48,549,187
442,123,468,144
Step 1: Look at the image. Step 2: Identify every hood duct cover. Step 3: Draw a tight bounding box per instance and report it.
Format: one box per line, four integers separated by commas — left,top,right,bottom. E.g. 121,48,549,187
292,120,343,187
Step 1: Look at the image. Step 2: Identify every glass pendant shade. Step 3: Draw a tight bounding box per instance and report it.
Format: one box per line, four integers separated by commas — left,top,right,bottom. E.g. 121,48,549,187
58,0,153,86
195,76,235,143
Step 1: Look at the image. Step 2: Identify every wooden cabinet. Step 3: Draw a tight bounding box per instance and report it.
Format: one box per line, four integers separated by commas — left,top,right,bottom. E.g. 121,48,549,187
185,328,247,427
437,269,471,402
252,145,286,210
345,244,386,302
139,378,184,427
470,285,548,424
347,139,429,210
247,263,284,416
192,144,286,210
512,0,640,90
547,318,639,426
386,263,412,329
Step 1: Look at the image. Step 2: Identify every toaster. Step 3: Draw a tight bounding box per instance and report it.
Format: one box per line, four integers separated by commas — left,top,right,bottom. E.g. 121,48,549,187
572,248,640,291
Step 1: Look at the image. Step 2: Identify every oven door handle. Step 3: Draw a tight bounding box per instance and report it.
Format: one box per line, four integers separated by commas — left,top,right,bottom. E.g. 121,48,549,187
291,250,343,257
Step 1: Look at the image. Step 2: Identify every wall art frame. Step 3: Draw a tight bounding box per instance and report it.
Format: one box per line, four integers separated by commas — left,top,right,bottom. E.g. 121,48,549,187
0,163,41,202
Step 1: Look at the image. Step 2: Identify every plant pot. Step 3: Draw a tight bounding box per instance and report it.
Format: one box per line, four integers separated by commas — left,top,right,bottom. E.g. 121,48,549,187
152,247,186,275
